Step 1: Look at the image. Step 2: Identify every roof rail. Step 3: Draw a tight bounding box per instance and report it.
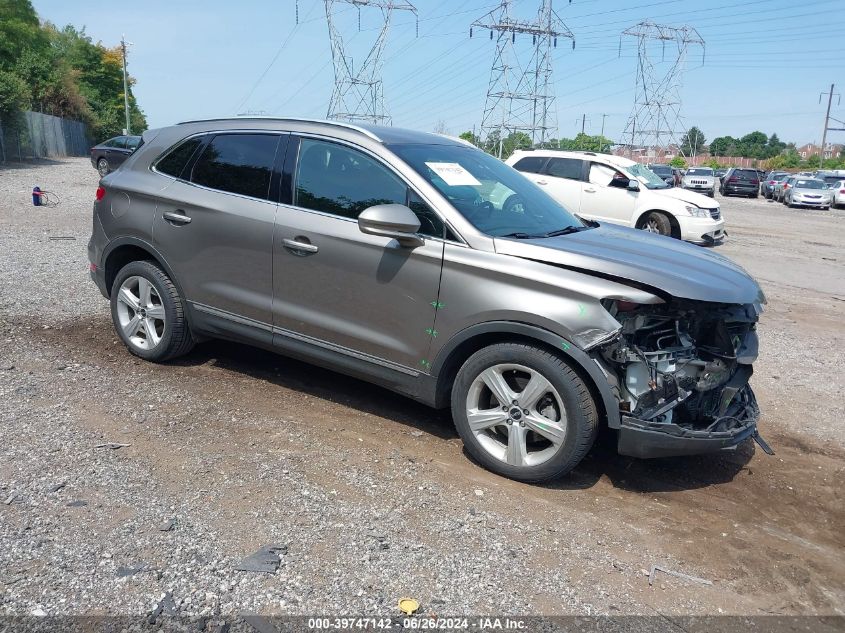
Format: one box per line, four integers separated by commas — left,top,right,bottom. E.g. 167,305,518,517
175,116,383,142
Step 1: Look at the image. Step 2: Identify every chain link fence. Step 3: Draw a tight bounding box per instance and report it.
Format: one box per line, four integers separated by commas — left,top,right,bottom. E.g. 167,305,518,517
0,111,89,162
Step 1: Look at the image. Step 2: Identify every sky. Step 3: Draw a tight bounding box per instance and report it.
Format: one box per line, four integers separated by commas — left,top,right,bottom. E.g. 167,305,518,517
32,0,845,147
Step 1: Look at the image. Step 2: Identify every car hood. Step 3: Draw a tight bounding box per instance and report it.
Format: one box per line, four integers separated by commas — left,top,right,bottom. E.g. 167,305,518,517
652,186,717,207
494,224,764,305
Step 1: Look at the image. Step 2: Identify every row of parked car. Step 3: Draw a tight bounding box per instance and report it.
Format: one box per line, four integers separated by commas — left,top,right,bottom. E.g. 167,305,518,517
760,170,845,209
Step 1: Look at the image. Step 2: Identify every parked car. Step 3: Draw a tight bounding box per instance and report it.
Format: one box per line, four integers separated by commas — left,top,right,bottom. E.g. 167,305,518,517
681,167,716,197
832,180,845,208
783,178,832,209
719,167,760,197
773,176,796,202
647,163,677,186
761,171,789,198
508,150,724,244
715,168,728,182
90,135,143,176
88,118,765,482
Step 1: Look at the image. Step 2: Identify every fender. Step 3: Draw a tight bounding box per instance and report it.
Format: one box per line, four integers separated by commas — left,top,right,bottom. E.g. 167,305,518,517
430,320,620,428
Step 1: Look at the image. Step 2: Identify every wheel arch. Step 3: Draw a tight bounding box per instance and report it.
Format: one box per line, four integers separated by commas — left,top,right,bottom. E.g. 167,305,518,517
429,321,620,429
102,238,181,300
635,208,680,239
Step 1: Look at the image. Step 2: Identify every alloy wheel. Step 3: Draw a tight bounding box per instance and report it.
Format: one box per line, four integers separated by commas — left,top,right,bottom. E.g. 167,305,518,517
465,363,567,468
97,158,109,177
115,276,166,351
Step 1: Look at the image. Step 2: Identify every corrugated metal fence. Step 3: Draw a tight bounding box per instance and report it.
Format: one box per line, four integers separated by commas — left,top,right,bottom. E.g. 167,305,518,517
0,111,89,162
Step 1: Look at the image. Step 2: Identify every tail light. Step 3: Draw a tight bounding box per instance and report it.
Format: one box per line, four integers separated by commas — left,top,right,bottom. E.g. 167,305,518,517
95,186,106,201
840,189,845,194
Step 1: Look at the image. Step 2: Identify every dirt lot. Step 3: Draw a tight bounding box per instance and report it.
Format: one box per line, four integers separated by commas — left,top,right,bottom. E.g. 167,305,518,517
1,158,844,621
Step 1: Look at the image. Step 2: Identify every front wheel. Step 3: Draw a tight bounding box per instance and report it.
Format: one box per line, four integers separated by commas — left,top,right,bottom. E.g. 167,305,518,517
110,260,195,362
639,211,673,237
451,343,599,482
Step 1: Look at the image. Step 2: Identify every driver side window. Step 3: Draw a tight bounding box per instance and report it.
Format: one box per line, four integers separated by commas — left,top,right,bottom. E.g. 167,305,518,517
294,138,448,238
588,163,616,187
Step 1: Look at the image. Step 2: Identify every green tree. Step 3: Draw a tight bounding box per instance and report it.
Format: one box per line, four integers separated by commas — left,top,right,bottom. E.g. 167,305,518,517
459,131,480,147
669,156,687,168
0,69,29,121
709,136,736,157
679,126,706,156
739,131,768,158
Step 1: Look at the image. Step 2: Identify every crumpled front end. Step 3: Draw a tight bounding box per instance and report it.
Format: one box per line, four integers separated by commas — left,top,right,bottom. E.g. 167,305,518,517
597,299,764,458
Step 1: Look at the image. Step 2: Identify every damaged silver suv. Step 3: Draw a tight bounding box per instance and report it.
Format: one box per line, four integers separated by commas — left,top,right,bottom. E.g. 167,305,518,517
88,118,768,482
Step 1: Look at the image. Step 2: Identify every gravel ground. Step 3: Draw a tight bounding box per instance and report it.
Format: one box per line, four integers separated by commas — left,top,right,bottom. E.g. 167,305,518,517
1,158,844,624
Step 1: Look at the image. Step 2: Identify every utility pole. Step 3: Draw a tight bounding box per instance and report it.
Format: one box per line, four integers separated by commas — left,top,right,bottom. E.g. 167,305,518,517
120,34,132,135
819,84,841,169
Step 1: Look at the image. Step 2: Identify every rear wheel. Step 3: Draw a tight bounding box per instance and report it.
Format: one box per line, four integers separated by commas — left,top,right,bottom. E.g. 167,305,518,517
110,260,195,362
639,211,673,237
451,343,598,482
97,157,110,177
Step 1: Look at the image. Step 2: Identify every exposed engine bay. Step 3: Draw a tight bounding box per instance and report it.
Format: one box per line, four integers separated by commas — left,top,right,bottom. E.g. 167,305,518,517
598,299,765,453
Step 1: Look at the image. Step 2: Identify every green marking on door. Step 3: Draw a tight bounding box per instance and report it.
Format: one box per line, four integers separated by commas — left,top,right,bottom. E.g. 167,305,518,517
560,341,571,351
577,303,586,316
430,301,445,309
425,328,438,337
420,359,431,368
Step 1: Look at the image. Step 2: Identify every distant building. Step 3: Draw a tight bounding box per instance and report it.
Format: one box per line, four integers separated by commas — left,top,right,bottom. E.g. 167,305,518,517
797,142,843,159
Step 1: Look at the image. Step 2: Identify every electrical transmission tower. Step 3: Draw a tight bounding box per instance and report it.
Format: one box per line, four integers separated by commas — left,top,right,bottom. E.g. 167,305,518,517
619,21,704,159
324,0,417,124
472,0,574,156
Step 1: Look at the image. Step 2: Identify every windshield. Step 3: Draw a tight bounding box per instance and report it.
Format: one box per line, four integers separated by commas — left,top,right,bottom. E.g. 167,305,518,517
795,179,825,189
687,168,713,176
649,165,671,175
389,143,584,238
627,163,670,189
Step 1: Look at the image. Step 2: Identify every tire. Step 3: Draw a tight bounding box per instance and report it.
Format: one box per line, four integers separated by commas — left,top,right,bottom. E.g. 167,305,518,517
97,157,110,177
110,260,195,362
751,193,758,198
639,211,673,236
451,343,598,482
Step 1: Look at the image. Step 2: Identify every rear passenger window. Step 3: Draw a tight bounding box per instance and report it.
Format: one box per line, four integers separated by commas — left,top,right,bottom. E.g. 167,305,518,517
191,134,279,200
546,158,583,180
512,156,546,174
294,138,407,220
155,137,204,179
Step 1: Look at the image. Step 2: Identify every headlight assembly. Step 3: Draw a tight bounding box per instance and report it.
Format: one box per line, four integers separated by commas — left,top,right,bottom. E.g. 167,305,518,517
684,205,710,218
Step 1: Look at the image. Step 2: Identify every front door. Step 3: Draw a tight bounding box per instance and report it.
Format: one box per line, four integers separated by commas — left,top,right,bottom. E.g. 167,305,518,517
577,161,638,226
153,132,285,326
272,137,445,371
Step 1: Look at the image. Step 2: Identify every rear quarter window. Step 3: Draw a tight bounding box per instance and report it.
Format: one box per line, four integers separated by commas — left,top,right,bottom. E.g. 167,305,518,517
512,156,546,174
154,137,205,179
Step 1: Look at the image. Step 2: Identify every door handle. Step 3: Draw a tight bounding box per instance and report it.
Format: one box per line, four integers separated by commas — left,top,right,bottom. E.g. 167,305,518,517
584,187,596,193
536,180,548,185
163,210,192,225
282,238,319,254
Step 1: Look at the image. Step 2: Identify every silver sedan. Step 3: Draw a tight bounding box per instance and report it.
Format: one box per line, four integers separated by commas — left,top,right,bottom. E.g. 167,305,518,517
784,178,832,209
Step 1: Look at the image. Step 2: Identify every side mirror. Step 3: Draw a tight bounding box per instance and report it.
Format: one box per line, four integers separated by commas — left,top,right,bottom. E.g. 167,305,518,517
627,179,640,192
358,204,423,247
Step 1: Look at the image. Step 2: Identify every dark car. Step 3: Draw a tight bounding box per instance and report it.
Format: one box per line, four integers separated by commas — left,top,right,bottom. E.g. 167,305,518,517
90,135,143,176
761,171,789,198
720,167,760,198
648,163,677,187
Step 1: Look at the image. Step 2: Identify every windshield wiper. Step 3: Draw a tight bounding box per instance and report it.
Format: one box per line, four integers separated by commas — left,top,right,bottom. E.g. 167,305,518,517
499,232,545,239
543,225,591,237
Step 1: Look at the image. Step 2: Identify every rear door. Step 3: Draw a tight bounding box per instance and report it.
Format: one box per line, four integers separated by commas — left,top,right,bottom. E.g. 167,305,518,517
153,132,285,329
271,136,445,370
536,157,585,213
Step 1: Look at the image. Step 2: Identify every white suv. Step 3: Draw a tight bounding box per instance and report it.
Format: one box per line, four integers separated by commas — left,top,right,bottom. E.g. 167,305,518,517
507,150,725,244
